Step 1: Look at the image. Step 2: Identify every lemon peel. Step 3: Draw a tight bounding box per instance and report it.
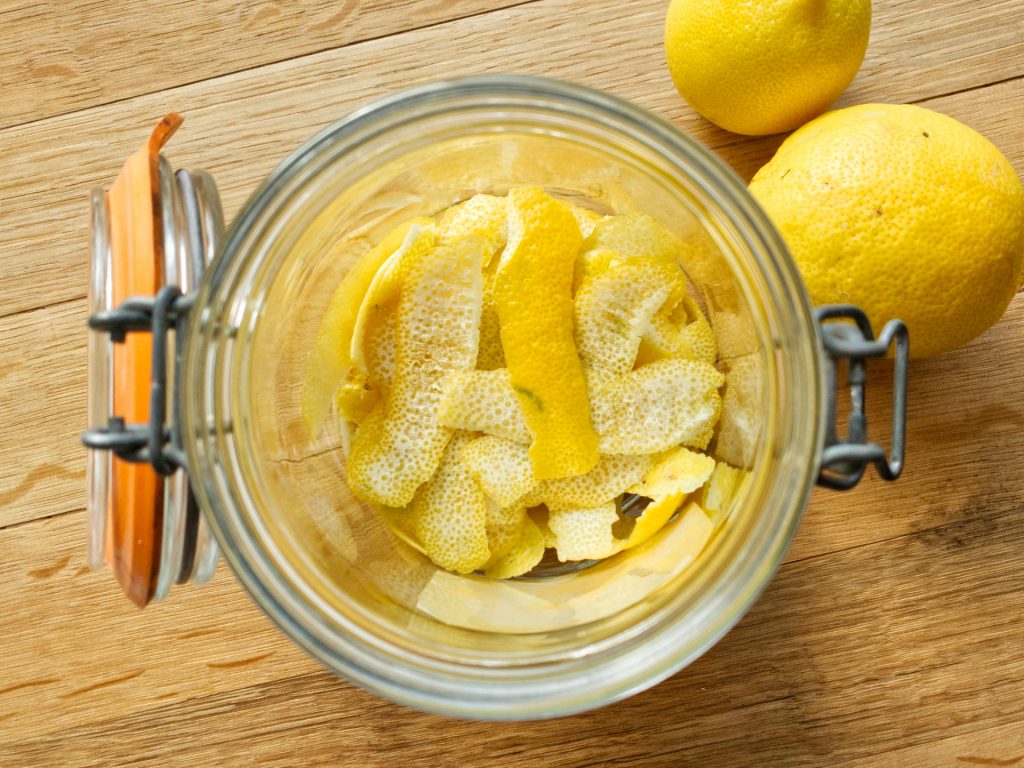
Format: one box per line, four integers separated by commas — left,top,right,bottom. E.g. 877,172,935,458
540,453,654,509
715,353,762,468
495,186,599,479
408,434,490,574
438,194,507,260
437,368,531,443
619,492,685,549
362,303,398,388
589,358,724,455
461,436,536,508
346,237,485,507
582,213,684,264
482,500,528,566
700,461,747,519
334,374,379,424
484,514,546,579
636,295,717,367
301,217,431,436
627,446,715,498
572,205,604,238
477,264,505,371
547,502,620,562
623,498,710,552
575,258,688,375
528,507,559,549
350,222,436,379
438,194,510,371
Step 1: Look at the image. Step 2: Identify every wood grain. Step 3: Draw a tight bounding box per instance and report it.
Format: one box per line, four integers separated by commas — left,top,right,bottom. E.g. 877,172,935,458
0,512,313,745
2,498,1022,766
2,0,1024,765
1,0,1022,318
0,300,87,528
0,0,532,130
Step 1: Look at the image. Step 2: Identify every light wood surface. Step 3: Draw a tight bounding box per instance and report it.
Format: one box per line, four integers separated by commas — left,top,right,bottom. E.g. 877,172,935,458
1,0,1023,765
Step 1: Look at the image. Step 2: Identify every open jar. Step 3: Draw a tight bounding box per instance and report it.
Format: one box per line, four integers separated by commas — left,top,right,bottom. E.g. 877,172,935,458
84,76,907,719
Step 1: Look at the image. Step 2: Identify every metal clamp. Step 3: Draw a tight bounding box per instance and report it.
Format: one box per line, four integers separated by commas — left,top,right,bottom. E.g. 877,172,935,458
816,305,909,490
82,286,196,475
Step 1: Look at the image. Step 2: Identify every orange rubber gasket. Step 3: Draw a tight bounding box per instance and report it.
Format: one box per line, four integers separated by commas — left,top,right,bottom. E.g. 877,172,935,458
106,113,183,607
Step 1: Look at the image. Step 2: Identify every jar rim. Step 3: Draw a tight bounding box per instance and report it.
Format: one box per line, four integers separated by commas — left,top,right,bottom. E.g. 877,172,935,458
182,75,825,719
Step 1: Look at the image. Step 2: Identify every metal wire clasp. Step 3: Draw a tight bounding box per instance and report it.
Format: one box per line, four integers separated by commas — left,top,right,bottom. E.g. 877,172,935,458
82,286,195,475
816,305,909,490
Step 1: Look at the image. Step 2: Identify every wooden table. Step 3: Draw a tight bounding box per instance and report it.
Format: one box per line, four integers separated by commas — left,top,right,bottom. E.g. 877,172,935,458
2,0,1023,764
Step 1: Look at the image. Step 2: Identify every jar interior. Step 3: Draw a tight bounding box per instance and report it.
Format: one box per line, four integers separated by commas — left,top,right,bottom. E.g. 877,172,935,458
228,118,780,663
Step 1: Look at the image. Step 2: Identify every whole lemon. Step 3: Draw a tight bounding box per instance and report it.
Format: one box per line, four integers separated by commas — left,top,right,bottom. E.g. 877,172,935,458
749,104,1024,358
665,0,871,136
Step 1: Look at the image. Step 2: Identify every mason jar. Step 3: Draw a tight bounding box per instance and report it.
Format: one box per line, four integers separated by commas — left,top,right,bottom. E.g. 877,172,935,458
84,75,906,720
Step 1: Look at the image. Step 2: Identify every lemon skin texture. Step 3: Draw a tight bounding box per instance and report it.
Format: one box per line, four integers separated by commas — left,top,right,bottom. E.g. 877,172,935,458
749,103,1024,358
665,0,871,136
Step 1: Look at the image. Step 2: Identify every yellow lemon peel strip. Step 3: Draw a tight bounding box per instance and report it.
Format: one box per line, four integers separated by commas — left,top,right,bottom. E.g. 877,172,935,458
571,205,604,239
540,453,654,509
346,238,485,507
626,446,715,498
350,222,436,379
439,194,508,261
575,258,687,375
715,353,762,468
476,264,505,371
621,498,711,552
547,502,620,562
460,436,537,508
438,368,531,443
484,514,546,579
482,501,528,566
439,194,510,370
408,434,490,574
334,378,379,426
582,212,685,264
588,358,725,455
301,217,431,436
495,186,598,479
700,461,748,519
636,295,718,367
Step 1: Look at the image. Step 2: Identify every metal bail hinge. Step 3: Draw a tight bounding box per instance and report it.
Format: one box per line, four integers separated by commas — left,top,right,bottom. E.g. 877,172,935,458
82,287,196,475
815,305,909,490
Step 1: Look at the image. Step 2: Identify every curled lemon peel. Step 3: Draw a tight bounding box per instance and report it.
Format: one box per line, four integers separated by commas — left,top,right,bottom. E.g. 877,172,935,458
346,237,485,507
588,358,724,455
439,194,508,261
461,436,537,508
627,446,716,498
700,461,747,519
408,434,490,574
575,257,688,376
540,454,654,509
301,217,432,436
438,368,531,443
547,502,620,562
350,222,436,379
495,186,599,479
484,514,546,579
715,353,762,468
482,501,528,567
582,212,685,265
636,295,718,367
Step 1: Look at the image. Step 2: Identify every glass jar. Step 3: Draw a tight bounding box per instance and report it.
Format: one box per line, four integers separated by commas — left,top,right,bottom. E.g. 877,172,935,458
84,75,906,719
